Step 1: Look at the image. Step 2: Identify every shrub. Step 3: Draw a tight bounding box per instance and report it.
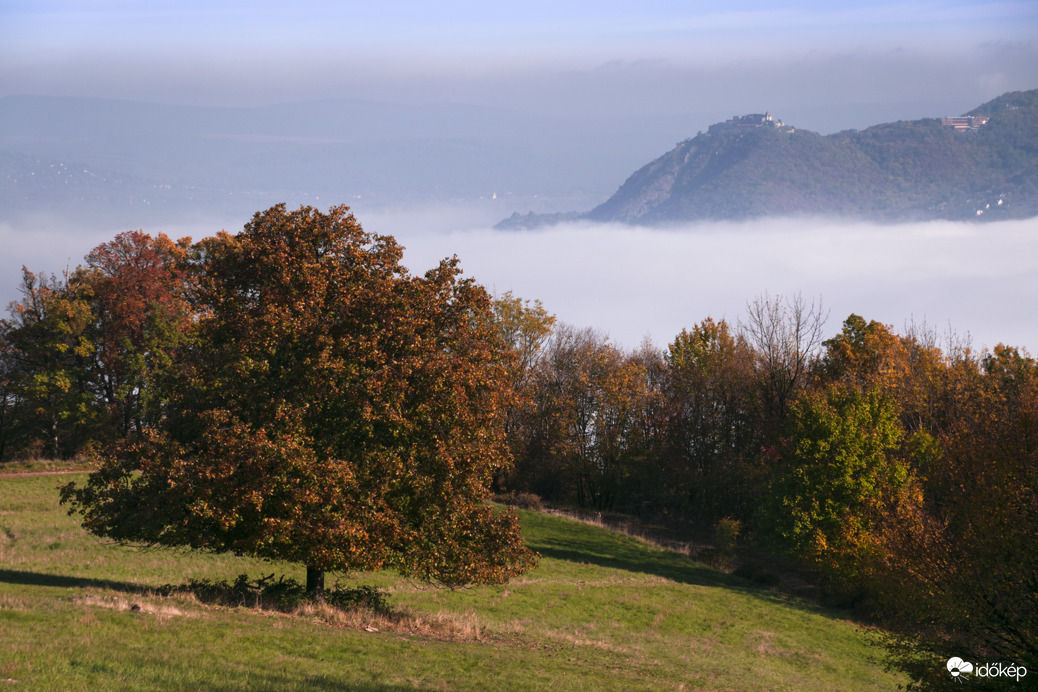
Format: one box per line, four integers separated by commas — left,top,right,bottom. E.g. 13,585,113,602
713,517,742,559
496,491,544,511
158,573,390,614
733,563,783,588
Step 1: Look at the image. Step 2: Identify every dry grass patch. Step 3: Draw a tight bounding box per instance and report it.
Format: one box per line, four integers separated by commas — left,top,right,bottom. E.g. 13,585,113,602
576,574,675,588
73,593,197,619
0,594,28,611
0,526,14,556
292,601,489,642
750,629,783,656
685,635,718,654
68,586,496,644
746,629,827,664
548,630,634,653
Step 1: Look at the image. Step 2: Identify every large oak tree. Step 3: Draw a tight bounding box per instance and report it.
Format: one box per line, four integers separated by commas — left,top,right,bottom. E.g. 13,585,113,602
62,204,535,595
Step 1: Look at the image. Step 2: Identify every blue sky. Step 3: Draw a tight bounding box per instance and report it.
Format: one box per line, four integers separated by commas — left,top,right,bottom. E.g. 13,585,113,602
3,1,1036,123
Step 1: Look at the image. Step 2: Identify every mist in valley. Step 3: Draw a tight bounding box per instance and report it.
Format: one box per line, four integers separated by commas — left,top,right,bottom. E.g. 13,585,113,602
4,208,1035,355
382,213,1038,353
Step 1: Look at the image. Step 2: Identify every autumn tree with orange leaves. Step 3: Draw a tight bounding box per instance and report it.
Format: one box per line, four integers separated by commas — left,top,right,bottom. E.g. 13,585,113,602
62,204,536,597
83,230,194,438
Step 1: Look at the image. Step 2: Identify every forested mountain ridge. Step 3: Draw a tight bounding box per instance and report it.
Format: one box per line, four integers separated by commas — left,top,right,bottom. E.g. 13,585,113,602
497,89,1038,228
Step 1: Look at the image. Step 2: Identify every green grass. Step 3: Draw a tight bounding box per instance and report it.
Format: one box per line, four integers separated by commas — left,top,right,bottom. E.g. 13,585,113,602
0,474,905,690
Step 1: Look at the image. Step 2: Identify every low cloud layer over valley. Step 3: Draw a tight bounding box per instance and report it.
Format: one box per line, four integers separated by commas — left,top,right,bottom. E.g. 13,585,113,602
4,209,1035,355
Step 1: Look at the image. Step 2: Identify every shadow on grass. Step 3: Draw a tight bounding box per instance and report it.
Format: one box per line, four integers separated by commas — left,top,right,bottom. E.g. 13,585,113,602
521,510,836,615
198,674,417,692
532,541,741,592
0,568,148,595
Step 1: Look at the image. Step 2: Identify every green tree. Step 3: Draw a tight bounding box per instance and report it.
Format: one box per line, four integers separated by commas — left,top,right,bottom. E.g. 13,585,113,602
0,339,13,460
761,385,907,580
1,269,102,458
62,204,536,596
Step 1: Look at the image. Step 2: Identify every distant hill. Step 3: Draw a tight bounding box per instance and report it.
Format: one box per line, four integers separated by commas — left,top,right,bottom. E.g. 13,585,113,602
496,89,1038,228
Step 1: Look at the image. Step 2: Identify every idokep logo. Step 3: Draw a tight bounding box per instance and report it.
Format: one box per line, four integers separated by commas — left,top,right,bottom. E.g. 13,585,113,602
947,657,1028,683
947,658,974,680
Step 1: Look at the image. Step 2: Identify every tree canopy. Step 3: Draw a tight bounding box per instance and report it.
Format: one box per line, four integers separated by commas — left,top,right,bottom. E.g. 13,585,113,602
60,204,536,593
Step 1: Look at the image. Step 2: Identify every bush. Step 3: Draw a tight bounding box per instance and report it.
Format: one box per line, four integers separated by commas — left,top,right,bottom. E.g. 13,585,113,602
732,563,782,588
496,491,544,511
326,584,391,614
158,573,390,614
713,517,742,559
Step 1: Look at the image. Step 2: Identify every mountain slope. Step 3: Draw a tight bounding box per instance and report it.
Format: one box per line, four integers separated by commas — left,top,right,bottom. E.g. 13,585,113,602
499,89,1038,228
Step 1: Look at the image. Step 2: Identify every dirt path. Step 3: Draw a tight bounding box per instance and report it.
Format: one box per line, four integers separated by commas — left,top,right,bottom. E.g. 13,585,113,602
0,469,96,478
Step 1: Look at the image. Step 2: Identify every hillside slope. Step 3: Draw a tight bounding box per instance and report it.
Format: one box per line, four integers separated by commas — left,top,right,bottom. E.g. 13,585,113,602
498,89,1038,227
0,471,905,690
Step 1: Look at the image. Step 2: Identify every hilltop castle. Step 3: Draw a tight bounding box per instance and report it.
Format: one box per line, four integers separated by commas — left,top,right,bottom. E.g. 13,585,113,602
709,111,794,133
940,116,989,132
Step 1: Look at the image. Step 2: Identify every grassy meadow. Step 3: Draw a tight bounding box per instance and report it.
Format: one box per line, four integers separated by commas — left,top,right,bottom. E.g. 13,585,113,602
0,471,906,690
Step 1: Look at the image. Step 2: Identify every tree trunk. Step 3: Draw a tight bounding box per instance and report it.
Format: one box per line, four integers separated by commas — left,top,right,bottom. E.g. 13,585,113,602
51,416,60,459
306,565,325,602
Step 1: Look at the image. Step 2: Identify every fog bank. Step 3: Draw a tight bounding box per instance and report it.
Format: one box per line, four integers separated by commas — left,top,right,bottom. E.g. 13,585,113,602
3,212,1035,354
378,214,1038,353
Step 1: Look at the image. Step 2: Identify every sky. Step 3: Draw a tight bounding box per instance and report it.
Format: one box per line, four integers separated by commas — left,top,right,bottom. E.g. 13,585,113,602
2,1,1037,351
2,1,1037,126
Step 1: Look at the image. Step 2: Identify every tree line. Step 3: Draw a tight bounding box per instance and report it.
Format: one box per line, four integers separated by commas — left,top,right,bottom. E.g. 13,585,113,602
1,205,1034,688
494,291,1035,688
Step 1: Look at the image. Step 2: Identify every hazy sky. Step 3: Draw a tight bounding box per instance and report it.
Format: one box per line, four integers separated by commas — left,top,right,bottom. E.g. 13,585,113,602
3,1,1037,127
